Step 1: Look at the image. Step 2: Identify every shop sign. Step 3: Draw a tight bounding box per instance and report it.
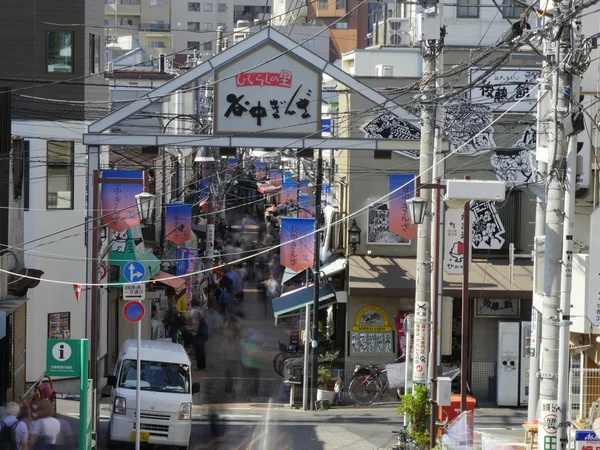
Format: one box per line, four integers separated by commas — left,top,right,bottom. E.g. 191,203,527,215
469,67,540,113
352,305,392,332
214,43,321,137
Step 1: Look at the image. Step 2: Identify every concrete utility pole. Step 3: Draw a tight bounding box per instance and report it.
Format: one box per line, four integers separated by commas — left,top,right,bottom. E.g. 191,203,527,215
528,16,552,423
537,3,573,446
412,4,441,387
311,150,323,410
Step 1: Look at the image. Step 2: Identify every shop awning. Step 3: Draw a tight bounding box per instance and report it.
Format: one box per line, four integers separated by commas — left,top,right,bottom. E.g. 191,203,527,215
320,253,347,278
272,283,337,321
152,271,186,292
348,256,533,299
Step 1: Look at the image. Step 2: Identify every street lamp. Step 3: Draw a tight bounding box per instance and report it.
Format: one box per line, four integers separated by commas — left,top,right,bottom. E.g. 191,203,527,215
406,196,428,225
348,219,362,254
135,191,156,224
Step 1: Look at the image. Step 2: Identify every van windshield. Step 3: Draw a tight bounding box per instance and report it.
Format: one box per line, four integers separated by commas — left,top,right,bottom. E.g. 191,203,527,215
118,360,190,393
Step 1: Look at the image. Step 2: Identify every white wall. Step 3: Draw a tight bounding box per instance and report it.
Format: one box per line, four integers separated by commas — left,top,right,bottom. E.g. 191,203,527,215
342,48,421,77
14,120,90,382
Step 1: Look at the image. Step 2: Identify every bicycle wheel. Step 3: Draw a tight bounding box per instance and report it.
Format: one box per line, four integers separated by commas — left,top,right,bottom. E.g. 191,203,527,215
349,375,379,406
273,352,295,377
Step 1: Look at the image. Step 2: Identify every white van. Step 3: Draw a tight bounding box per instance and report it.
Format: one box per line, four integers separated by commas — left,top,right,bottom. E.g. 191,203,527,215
106,339,200,449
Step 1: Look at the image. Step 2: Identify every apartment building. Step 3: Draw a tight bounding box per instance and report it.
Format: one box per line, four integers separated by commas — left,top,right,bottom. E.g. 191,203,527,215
105,0,173,58
0,0,108,385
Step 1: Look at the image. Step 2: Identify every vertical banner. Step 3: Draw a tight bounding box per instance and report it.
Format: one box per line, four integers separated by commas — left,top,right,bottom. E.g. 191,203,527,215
443,206,472,275
269,169,282,187
395,314,407,358
280,217,315,273
299,180,309,196
165,203,192,245
255,161,267,180
298,194,314,218
227,157,238,176
100,170,143,232
199,178,209,207
177,247,199,310
389,174,418,240
280,181,297,205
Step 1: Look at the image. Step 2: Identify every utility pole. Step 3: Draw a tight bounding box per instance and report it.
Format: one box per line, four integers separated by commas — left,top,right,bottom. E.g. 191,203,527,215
412,6,441,388
537,3,572,446
529,18,552,422
310,149,323,410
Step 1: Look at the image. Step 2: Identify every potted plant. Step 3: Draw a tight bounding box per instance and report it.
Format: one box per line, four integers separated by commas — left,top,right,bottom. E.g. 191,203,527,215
316,350,339,403
396,384,431,449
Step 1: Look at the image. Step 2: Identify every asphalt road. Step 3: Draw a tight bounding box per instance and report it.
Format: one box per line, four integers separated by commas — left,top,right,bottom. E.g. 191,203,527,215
55,398,529,449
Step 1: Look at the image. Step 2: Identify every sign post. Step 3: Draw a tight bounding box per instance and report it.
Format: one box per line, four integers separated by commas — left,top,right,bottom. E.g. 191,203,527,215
46,339,92,450
123,300,145,450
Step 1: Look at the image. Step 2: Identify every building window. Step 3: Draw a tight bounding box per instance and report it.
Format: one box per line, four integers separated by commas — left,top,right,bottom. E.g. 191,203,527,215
502,0,526,17
336,0,346,8
149,40,166,48
318,0,328,9
204,22,213,31
203,41,212,51
204,2,212,11
374,150,392,159
457,0,479,17
105,0,115,3
89,34,100,74
47,31,74,73
105,19,114,26
188,2,201,11
217,2,226,12
335,21,348,29
188,22,200,31
187,41,200,49
47,141,74,210
149,0,165,6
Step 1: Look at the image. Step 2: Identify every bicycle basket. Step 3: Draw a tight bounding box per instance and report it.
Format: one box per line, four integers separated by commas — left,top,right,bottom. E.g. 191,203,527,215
386,363,406,388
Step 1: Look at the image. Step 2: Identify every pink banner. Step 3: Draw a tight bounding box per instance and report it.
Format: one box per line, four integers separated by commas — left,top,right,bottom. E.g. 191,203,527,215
280,218,315,273
389,174,418,240
100,170,143,233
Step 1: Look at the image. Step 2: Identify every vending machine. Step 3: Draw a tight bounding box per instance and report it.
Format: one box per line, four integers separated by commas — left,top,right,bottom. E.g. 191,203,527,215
497,321,531,406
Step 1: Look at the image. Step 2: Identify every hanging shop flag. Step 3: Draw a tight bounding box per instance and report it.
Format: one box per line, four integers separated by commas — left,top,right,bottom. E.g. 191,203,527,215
299,180,309,196
298,194,314,218
100,170,143,233
73,284,82,302
444,206,472,275
280,181,297,205
165,203,192,245
228,158,239,176
269,169,282,187
176,247,199,310
388,174,418,240
255,161,267,180
199,178,209,207
280,217,315,273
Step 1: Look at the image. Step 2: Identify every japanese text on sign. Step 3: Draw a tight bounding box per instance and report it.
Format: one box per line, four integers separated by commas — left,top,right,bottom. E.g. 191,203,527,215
235,70,292,88
469,68,540,113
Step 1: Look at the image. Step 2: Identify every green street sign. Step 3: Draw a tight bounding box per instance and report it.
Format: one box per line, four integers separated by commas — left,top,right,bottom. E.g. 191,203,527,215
46,339,83,377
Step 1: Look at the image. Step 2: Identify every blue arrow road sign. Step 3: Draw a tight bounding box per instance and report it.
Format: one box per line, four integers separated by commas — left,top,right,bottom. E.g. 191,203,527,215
123,261,146,283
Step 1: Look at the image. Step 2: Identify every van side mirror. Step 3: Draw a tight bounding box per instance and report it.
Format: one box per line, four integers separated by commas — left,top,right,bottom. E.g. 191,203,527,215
192,382,200,394
107,375,117,387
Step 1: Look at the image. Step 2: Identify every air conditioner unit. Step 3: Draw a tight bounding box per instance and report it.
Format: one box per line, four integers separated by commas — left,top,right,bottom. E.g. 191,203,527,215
375,64,393,77
373,18,410,46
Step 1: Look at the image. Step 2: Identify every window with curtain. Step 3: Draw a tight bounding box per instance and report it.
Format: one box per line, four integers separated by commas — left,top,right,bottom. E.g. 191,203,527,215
47,141,74,210
47,31,74,73
204,2,212,11
89,34,100,74
217,3,226,11
188,2,201,11
457,0,479,17
203,41,212,51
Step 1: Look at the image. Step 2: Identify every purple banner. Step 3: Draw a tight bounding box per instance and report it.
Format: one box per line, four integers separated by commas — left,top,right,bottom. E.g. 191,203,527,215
255,161,267,180
298,194,314,218
389,174,417,240
177,247,199,310
269,169,282,187
280,181,297,206
199,178,209,206
165,203,192,245
100,170,143,233
280,217,315,273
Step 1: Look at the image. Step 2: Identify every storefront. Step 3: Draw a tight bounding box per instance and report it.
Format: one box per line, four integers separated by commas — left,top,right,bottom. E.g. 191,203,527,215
347,255,533,404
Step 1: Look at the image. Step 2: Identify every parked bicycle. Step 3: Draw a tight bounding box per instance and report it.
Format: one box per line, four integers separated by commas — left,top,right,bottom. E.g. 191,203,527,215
349,356,404,406
273,343,301,377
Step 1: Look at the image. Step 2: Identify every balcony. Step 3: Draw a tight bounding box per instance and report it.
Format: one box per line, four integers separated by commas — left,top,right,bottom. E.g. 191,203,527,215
105,3,142,16
139,22,171,32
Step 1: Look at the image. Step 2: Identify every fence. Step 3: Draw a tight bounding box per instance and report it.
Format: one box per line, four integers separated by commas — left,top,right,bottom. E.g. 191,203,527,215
569,367,600,421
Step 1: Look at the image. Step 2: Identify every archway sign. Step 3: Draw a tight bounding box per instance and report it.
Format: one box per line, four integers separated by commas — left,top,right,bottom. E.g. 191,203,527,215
84,27,448,155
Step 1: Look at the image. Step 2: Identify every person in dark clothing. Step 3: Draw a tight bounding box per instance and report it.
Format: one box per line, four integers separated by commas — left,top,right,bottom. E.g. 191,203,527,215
194,313,210,371
164,302,184,343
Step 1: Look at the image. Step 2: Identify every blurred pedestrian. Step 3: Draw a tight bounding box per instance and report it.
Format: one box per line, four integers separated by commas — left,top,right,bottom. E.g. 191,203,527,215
241,335,261,400
0,401,28,450
29,399,60,448
194,311,210,371
222,329,241,397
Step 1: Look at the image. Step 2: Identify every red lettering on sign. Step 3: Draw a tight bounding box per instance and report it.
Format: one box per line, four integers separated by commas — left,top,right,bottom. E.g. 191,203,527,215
235,70,293,88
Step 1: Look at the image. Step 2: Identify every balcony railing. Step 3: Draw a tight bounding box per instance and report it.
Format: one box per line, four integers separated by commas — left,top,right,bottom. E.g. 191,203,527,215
139,23,170,31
